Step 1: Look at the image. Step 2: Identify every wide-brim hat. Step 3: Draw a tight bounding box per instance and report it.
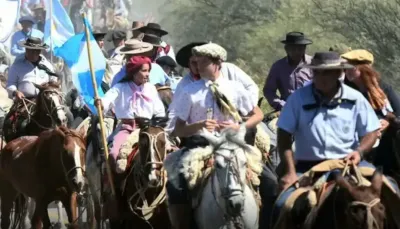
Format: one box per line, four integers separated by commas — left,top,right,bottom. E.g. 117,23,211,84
19,16,36,24
303,52,354,69
93,31,107,40
32,3,45,11
138,23,168,36
176,42,207,68
19,37,49,50
115,39,153,55
281,31,312,45
341,49,374,65
142,34,162,47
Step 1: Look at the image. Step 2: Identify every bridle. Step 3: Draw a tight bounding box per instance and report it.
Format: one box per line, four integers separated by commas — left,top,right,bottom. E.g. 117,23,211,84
139,130,167,176
39,88,66,124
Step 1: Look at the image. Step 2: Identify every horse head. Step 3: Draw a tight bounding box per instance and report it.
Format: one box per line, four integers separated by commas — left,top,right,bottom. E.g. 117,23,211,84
33,82,67,126
53,126,87,193
136,116,169,188
333,170,386,229
201,124,253,217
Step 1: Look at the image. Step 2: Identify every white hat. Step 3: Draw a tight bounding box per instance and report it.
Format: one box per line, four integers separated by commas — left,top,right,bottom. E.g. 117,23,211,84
192,43,227,61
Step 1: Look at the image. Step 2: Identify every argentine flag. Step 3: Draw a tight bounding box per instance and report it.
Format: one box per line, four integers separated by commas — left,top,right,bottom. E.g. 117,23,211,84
56,19,106,114
44,0,75,53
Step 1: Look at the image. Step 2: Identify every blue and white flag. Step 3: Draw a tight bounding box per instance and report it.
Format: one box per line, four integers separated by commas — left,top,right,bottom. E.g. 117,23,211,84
56,19,106,114
44,0,74,52
0,0,21,42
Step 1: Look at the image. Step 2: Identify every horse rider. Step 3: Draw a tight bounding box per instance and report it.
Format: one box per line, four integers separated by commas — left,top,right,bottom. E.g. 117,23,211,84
138,22,176,61
111,36,171,88
32,3,46,33
107,30,126,59
341,49,400,176
155,55,180,92
273,52,386,225
10,16,44,56
263,32,313,112
93,30,109,58
94,54,165,178
166,42,259,134
5,37,73,127
165,42,267,229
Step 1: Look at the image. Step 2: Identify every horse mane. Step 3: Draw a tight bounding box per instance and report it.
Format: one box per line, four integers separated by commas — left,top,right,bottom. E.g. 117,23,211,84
39,81,61,90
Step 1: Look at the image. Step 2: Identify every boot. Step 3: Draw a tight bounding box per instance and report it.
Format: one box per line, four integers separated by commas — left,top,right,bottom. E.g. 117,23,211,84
168,203,192,229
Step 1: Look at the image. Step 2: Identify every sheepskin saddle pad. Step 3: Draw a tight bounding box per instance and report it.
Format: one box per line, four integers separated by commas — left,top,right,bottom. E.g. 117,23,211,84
164,145,263,193
115,129,141,174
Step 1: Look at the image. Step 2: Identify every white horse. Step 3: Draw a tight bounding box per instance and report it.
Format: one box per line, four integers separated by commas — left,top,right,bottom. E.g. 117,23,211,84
194,125,260,229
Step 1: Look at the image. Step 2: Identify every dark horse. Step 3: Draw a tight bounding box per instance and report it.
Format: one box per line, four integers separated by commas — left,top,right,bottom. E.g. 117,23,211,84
105,117,171,229
3,82,67,143
279,169,389,229
0,126,86,229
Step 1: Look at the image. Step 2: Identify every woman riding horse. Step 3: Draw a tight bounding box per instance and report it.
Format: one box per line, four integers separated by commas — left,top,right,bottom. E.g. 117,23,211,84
342,49,400,177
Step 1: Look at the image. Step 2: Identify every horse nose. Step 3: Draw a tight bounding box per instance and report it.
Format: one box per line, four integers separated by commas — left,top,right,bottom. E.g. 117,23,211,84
74,181,84,192
227,195,244,216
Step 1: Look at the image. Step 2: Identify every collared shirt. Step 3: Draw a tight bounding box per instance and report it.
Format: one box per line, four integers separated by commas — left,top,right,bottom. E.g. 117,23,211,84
277,83,380,161
166,62,259,133
157,41,176,61
263,55,313,111
175,76,255,133
10,29,44,56
110,63,170,87
101,82,165,119
6,55,57,98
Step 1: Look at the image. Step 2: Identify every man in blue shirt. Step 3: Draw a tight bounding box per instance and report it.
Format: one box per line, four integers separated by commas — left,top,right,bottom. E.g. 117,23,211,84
270,52,381,226
10,16,44,56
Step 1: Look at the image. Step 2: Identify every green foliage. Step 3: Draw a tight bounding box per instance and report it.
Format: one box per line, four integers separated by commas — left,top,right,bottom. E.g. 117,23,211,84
160,0,400,112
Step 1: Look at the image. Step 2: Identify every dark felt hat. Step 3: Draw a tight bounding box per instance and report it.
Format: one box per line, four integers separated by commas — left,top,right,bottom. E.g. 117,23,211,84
138,23,168,36
142,34,162,47
176,42,207,68
18,37,49,50
303,52,354,69
281,32,312,45
108,30,126,41
156,56,177,68
93,31,107,40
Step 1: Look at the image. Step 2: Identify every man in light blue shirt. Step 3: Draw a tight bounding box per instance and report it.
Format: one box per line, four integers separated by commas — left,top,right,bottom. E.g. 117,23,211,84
10,16,44,56
270,52,381,226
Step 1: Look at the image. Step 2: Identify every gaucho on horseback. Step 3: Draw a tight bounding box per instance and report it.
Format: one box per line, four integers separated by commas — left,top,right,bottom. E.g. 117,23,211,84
271,51,400,229
4,37,73,142
165,42,266,229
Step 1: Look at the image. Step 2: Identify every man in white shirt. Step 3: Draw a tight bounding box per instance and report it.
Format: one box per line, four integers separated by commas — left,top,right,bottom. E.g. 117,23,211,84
6,37,73,126
166,43,264,229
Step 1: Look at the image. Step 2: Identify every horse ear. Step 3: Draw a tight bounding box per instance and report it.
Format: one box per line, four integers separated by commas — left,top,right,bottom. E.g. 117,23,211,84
371,168,383,196
335,173,353,192
200,128,223,147
33,83,44,90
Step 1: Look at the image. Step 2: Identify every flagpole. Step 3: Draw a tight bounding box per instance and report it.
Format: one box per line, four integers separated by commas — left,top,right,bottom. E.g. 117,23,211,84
49,0,53,64
82,13,116,197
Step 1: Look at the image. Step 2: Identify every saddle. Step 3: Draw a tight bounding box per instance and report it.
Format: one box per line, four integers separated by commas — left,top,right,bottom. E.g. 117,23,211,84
3,100,36,142
272,160,400,229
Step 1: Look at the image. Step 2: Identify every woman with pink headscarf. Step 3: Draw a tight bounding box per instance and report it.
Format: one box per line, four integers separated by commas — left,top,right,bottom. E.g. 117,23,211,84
98,56,166,166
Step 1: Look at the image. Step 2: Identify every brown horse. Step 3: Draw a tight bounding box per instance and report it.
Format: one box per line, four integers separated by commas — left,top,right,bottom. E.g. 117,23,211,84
3,81,67,142
0,126,86,229
286,170,387,229
108,117,171,229
156,85,173,113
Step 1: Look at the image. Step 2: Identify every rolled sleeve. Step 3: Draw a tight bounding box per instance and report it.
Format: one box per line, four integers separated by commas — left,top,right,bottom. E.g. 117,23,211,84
175,90,192,122
277,94,299,134
236,83,255,116
356,98,380,137
10,33,25,56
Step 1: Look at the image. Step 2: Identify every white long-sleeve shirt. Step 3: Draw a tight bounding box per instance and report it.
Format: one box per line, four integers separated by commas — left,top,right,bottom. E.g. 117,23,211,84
6,55,57,98
101,81,166,119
